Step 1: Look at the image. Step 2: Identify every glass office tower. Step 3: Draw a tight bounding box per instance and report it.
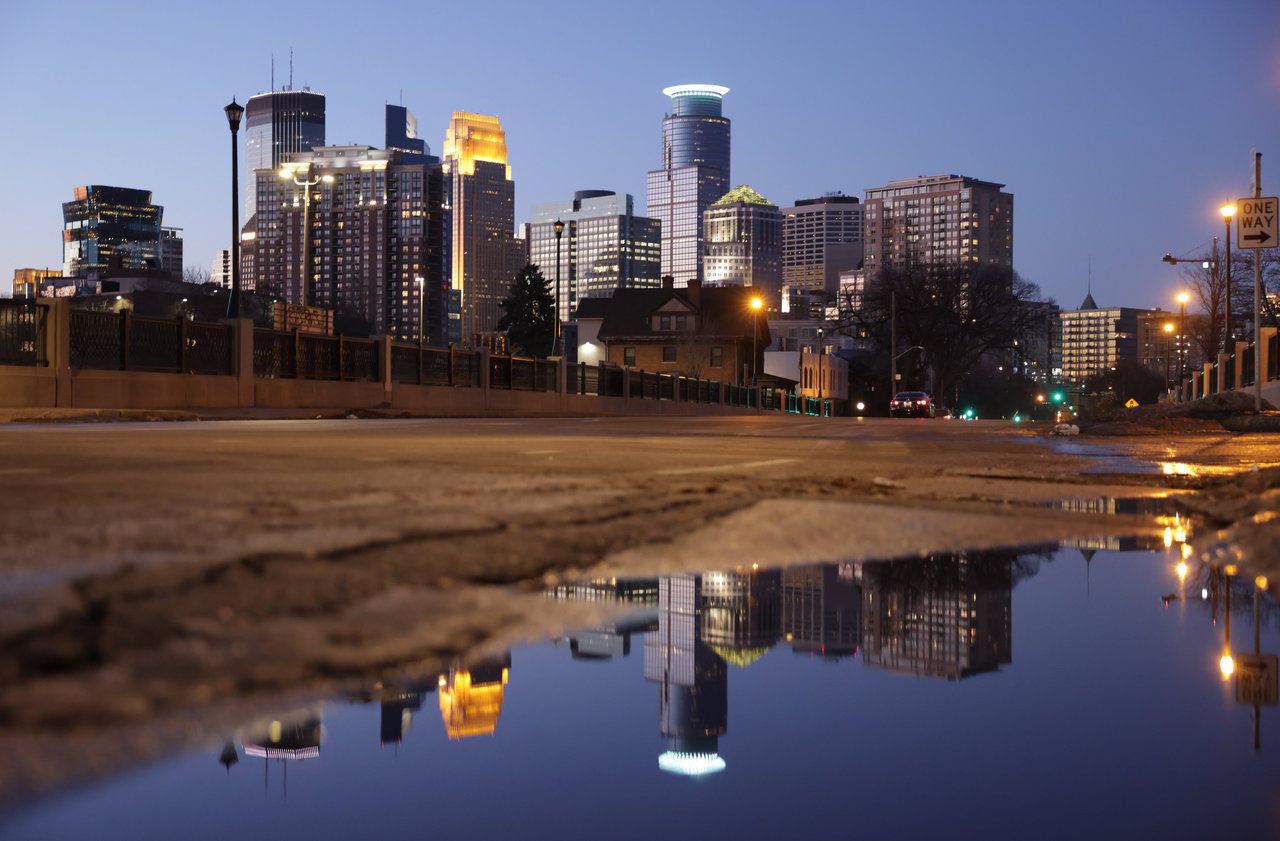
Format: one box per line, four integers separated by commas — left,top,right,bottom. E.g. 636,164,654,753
646,84,731,287
62,186,164,276
244,89,326,221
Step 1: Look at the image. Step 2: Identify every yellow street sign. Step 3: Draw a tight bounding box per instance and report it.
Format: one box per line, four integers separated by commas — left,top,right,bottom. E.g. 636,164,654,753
1124,398,1139,409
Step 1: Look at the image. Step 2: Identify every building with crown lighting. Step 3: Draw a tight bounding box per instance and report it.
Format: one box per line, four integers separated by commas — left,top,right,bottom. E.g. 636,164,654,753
438,654,512,739
442,112,521,344
646,84,731,287
703,185,783,305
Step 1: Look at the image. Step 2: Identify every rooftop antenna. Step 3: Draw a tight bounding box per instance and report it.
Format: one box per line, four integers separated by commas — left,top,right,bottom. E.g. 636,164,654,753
1087,257,1092,296
289,48,293,91
400,88,403,106
271,54,275,92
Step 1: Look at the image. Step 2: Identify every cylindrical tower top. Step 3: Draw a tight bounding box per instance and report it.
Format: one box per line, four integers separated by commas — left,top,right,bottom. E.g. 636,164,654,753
662,83,730,117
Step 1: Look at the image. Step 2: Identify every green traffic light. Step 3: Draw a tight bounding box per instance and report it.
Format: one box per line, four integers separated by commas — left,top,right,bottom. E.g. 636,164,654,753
1051,391,1065,403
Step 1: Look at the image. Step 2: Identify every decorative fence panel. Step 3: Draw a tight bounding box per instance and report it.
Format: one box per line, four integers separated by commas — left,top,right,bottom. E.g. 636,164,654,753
0,300,47,367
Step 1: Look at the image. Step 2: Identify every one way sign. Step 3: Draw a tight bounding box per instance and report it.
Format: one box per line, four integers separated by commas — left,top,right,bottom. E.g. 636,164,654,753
1236,196,1278,249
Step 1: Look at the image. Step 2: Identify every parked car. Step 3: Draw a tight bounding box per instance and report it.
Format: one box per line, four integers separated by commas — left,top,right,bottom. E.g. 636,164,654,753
889,391,936,418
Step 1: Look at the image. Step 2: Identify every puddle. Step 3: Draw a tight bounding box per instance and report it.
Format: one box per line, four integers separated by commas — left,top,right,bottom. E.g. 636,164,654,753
3,540,1277,839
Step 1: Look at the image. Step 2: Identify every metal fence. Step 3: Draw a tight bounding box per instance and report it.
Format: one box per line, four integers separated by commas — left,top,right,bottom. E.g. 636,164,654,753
1175,331,1279,400
68,309,233,375
489,355,557,392
253,330,379,381
0,299,47,367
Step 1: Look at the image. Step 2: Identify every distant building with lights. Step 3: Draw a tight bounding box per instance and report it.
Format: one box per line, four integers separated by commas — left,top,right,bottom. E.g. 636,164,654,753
781,564,861,659
1058,290,1152,382
438,654,511,740
646,84,731,287
211,249,232,289
246,143,444,340
160,227,183,277
700,567,782,667
703,185,783,306
62,186,165,277
862,175,1013,276
781,193,864,299
11,268,61,298
442,112,521,344
243,88,326,222
526,190,661,323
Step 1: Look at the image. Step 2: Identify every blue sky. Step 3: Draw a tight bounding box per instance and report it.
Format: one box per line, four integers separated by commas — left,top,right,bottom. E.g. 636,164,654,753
1,0,1277,310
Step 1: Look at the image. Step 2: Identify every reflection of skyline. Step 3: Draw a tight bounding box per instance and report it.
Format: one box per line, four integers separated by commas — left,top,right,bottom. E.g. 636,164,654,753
782,564,861,659
860,552,1014,680
438,654,512,740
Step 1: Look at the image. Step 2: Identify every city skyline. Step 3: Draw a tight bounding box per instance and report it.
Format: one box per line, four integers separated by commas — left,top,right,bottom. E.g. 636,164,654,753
3,1,1277,313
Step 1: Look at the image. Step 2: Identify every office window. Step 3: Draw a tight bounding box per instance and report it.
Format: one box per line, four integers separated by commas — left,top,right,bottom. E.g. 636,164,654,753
662,346,677,363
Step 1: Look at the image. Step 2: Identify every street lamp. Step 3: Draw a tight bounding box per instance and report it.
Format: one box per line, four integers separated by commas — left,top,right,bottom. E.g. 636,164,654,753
750,295,763,385
1221,203,1236,345
816,326,825,414
553,219,565,356
1162,321,1175,388
224,99,244,319
279,166,334,307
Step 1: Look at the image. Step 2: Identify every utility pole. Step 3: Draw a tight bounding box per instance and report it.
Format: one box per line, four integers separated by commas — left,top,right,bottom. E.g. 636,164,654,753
889,290,897,395
1252,150,1263,412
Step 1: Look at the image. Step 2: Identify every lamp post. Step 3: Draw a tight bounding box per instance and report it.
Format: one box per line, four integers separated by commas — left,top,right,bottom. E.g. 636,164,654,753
415,276,425,344
280,167,334,307
749,295,763,386
1177,291,1190,387
1221,203,1236,347
1162,322,1175,388
224,99,244,319
553,219,565,356
816,326,825,415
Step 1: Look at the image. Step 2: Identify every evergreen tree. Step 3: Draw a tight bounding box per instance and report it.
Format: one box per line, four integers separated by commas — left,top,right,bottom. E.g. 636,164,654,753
497,263,556,357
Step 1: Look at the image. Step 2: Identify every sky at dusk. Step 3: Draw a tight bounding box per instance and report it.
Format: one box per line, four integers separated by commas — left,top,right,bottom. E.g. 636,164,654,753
1,0,1277,311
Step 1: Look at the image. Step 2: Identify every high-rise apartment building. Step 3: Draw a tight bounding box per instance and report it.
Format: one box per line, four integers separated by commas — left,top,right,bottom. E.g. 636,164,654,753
160,227,183,277
781,193,864,298
385,104,428,159
244,89,326,221
249,144,444,341
211,249,233,289
646,84,731,287
442,112,520,344
1058,290,1152,382
702,185,783,304
62,186,164,277
526,190,661,323
862,175,1013,276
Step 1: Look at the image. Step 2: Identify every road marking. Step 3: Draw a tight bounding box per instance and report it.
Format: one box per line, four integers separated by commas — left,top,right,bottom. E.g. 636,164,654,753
523,449,562,455
0,468,49,476
655,458,796,476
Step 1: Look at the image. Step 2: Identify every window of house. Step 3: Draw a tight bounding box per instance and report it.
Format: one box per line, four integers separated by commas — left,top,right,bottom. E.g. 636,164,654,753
659,315,671,330
624,347,636,367
662,346,677,363
710,347,723,367
675,315,687,331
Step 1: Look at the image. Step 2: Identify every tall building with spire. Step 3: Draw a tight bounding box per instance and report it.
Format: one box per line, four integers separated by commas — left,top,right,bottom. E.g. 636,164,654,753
442,112,520,344
646,84,731,287
243,88,326,222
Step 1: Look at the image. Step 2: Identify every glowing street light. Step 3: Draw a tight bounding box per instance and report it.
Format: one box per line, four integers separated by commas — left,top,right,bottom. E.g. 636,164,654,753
749,296,763,386
1221,203,1236,344
1219,652,1235,679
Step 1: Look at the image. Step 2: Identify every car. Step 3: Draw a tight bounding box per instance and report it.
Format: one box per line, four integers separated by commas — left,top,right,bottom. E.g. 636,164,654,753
889,391,936,418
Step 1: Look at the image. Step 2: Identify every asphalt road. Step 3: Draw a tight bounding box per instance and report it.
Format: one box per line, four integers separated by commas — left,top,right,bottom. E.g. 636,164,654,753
0,414,1276,803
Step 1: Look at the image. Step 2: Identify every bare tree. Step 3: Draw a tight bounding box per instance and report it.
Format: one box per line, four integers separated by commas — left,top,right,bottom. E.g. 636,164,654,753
835,263,1046,405
1177,257,1226,359
183,266,212,286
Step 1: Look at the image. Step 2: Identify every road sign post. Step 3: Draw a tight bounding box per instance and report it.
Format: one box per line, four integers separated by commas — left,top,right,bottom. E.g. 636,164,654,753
1236,151,1273,411
1236,654,1278,707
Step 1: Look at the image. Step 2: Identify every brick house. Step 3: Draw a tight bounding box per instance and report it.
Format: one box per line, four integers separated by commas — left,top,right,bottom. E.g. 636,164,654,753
575,278,769,385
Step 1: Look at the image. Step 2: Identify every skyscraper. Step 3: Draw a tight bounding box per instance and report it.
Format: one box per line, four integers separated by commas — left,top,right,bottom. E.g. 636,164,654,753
781,193,864,298
646,84,731,287
160,227,183,277
442,112,520,344
1058,291,1151,382
61,186,164,277
385,104,428,159
243,89,326,221
526,190,661,323
862,174,1012,275
250,144,444,340
702,185,783,304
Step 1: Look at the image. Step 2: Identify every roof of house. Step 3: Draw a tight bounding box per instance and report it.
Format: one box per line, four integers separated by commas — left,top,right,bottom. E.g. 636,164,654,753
576,285,769,344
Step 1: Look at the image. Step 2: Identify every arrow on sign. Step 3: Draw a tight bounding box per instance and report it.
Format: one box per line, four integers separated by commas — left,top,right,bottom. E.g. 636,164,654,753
1243,230,1272,245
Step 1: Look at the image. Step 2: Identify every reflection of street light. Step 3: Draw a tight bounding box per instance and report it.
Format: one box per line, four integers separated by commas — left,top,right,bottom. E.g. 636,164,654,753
1176,561,1189,581
1221,203,1236,344
279,167,334,306
749,296,763,385
224,99,244,319
1219,652,1235,679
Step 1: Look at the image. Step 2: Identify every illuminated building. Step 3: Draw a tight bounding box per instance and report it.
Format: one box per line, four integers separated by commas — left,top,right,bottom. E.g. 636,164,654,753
703,185,783,306
1058,291,1152,382
862,175,1013,275
646,84,731,287
442,112,521,344
700,567,781,666
781,193,864,299
243,88,326,221
211,249,232,289
243,714,323,760
248,144,444,340
781,564,860,659
61,186,164,277
160,227,183,277
644,575,728,777
526,190,661,323
861,552,1012,680
1137,309,1205,380
438,654,511,739
11,268,61,298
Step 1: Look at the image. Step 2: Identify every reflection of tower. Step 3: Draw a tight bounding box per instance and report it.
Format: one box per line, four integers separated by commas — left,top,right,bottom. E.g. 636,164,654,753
380,689,425,747
438,654,512,740
644,575,728,776
243,715,323,760
861,552,1013,680
782,564,861,659
700,567,782,667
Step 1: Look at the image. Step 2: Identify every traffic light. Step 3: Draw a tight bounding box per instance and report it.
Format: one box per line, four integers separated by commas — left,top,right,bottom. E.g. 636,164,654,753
1051,391,1065,404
